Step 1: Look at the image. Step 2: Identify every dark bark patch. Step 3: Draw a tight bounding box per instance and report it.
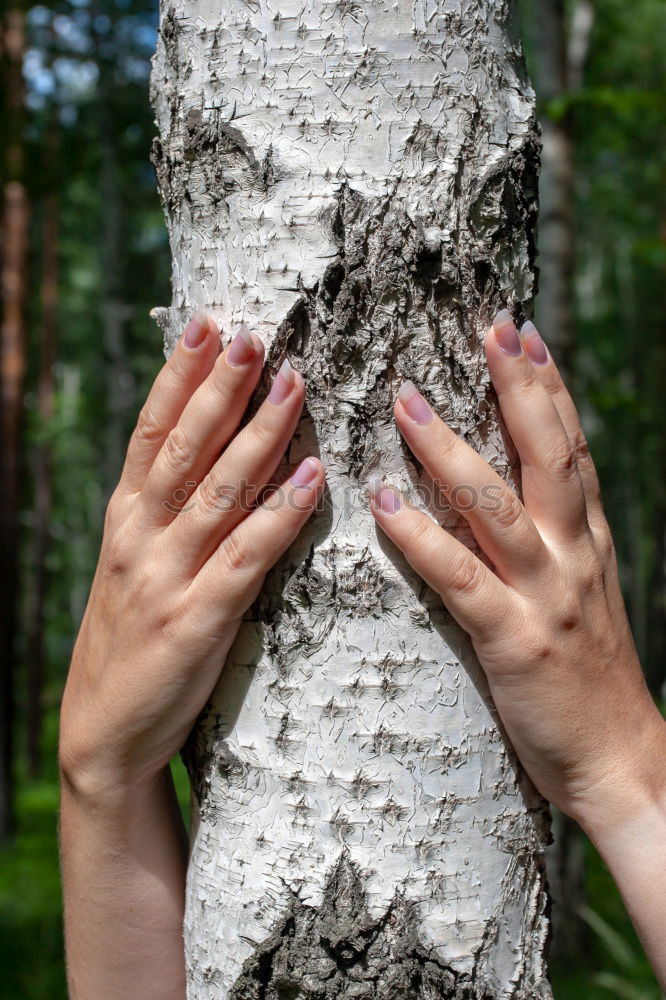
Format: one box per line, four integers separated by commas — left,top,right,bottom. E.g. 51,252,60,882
228,853,501,1000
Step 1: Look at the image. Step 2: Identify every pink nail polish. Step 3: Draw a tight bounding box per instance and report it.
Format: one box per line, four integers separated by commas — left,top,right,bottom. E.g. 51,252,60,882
183,311,210,349
397,381,433,425
268,359,296,405
520,321,549,366
493,310,523,357
291,457,319,488
368,477,402,514
227,324,255,367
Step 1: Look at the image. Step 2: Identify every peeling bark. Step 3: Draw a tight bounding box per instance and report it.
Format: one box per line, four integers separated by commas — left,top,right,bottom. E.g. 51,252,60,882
150,1,552,996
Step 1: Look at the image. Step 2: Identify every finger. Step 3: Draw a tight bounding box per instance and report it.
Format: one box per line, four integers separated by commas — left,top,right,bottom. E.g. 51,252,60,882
485,311,589,542
119,312,220,494
192,457,325,621
167,359,306,573
138,325,265,527
368,480,514,644
519,321,607,532
394,381,547,585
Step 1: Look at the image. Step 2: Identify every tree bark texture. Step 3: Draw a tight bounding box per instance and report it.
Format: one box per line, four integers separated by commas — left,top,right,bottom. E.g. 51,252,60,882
150,2,552,997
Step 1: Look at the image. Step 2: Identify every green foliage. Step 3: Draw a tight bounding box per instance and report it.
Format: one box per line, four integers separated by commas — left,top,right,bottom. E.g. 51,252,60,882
0,778,66,1000
0,749,190,1000
581,906,665,1000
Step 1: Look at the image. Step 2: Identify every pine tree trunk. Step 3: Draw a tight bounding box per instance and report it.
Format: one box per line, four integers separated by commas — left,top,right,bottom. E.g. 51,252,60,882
26,183,59,779
0,0,28,842
94,18,135,497
526,0,593,371
150,2,552,996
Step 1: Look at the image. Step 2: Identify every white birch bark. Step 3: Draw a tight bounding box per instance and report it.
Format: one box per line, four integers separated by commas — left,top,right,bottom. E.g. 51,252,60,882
150,1,552,996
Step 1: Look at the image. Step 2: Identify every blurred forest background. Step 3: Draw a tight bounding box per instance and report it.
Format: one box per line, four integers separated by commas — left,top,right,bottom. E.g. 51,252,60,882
0,0,664,997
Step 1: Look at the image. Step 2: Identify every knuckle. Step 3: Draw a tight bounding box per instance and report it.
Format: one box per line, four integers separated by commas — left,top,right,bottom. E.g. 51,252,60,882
210,354,232,396
197,475,226,515
103,490,122,533
543,435,578,481
448,551,483,597
219,532,253,575
167,351,189,385
526,639,553,665
407,514,435,552
163,426,194,475
432,428,461,468
153,601,187,643
541,373,562,398
511,363,539,398
596,527,616,564
570,427,592,466
489,489,524,531
246,414,275,451
103,534,131,576
580,563,605,594
556,599,583,632
134,405,163,446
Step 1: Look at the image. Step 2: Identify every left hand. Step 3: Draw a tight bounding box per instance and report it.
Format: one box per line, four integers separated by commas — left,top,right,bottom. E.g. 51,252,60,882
60,313,325,795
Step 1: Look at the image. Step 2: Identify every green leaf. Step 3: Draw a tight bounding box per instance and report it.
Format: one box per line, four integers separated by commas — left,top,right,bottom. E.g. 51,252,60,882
581,905,637,970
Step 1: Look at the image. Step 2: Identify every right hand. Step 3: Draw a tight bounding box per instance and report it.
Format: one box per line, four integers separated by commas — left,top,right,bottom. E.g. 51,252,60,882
59,313,325,794
369,312,666,834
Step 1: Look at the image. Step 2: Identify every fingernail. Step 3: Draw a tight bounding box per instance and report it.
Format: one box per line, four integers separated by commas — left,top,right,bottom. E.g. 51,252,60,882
493,310,523,357
397,380,433,425
227,323,255,367
368,476,402,514
183,311,211,349
268,359,296,405
520,321,549,366
291,457,319,488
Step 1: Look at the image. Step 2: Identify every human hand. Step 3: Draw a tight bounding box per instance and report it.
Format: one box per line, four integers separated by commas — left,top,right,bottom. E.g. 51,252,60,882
369,311,666,835
59,313,324,795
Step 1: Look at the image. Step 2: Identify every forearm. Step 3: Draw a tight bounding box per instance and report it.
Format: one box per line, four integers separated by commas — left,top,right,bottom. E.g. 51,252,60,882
579,718,666,988
59,764,189,1000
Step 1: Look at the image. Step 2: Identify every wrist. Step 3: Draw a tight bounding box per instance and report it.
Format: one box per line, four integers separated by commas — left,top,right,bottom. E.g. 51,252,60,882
59,748,170,811
570,709,666,845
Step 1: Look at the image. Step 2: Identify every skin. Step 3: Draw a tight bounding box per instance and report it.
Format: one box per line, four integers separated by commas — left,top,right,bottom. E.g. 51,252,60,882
59,310,666,998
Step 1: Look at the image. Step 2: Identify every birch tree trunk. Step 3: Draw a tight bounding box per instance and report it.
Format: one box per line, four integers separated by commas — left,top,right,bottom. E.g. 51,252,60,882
150,2,552,996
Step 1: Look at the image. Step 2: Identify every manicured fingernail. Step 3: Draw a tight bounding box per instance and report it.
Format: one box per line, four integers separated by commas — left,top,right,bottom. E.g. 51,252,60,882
183,311,211,349
368,476,402,514
493,310,522,357
227,323,255,367
520,321,549,366
291,457,319,488
397,380,433,425
268,359,296,405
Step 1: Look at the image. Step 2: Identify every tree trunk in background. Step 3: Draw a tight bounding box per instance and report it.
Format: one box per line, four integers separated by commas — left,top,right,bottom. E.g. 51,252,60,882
99,128,134,493
26,185,59,779
93,19,135,496
0,0,28,841
151,2,552,996
523,0,594,964
528,0,593,370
